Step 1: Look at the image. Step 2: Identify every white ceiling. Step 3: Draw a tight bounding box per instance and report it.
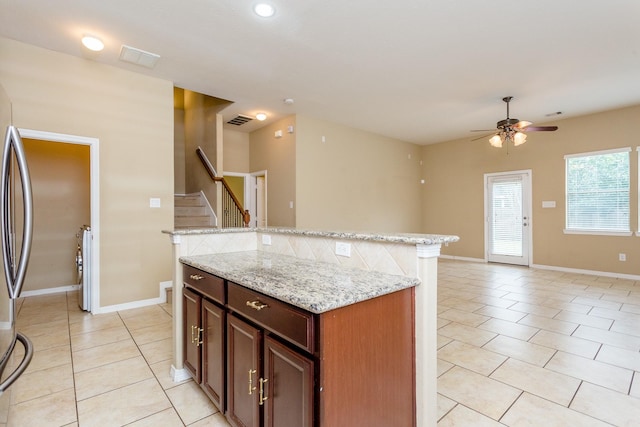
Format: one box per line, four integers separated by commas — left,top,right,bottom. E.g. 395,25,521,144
1,0,639,144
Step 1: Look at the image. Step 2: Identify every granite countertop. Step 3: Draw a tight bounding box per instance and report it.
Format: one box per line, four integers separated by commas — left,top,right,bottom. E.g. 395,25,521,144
180,251,420,314
166,226,459,246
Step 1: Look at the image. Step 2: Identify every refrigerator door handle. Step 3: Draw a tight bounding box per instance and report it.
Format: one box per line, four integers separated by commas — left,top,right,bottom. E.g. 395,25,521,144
0,332,33,393
0,125,33,299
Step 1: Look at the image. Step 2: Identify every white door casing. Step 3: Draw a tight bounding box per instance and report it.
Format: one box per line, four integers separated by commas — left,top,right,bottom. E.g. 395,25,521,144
18,128,100,310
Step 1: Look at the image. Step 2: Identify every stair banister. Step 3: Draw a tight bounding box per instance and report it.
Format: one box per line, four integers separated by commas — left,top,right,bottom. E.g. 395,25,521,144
196,146,249,228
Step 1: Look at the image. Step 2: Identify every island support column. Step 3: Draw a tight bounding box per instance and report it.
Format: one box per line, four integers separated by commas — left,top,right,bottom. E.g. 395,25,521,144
415,243,440,427
170,234,190,382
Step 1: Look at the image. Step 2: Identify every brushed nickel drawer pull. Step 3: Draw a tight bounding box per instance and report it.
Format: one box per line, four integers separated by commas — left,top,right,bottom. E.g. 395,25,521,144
246,300,268,311
189,274,204,281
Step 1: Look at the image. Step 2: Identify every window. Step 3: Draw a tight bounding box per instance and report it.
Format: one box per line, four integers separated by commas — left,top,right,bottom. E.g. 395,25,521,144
565,147,631,235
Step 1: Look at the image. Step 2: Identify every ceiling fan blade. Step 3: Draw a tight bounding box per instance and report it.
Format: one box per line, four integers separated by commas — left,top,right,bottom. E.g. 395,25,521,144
471,132,496,142
514,120,532,129
523,126,558,132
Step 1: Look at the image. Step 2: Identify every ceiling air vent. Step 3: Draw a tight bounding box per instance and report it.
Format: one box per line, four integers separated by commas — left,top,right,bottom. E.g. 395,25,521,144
119,45,160,69
227,115,253,126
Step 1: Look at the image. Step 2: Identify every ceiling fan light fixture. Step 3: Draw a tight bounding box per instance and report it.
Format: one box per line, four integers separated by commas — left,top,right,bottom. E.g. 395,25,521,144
513,132,527,146
489,134,503,148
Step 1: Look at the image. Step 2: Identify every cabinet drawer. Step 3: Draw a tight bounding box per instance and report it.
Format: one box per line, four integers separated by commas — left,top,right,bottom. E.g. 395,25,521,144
183,265,225,305
228,282,316,354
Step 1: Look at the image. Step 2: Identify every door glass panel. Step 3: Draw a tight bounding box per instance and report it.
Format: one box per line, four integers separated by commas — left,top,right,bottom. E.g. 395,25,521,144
491,179,523,257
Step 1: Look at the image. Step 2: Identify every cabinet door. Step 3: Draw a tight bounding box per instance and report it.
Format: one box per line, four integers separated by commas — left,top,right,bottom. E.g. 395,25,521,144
263,336,314,427
202,299,225,411
227,315,262,427
183,288,201,382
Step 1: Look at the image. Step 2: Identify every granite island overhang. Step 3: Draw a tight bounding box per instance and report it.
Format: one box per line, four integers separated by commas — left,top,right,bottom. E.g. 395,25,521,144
164,227,459,427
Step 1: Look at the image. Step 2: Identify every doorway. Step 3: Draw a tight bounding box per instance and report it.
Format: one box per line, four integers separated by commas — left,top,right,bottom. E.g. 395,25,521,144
18,129,99,311
223,171,267,228
250,171,267,228
485,170,531,266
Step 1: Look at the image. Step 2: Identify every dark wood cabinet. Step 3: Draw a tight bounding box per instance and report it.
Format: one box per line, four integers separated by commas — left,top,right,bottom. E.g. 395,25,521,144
183,266,226,411
183,287,201,382
226,314,314,427
202,299,225,408
263,335,314,427
182,263,415,427
226,314,262,427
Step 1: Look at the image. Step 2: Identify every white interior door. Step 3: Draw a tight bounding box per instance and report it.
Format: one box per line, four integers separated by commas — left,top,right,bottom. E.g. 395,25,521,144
256,176,266,227
249,171,267,228
485,171,531,266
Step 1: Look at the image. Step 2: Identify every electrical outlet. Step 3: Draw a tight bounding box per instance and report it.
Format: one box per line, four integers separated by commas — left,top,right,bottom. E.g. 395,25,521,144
619,253,626,262
335,242,351,257
262,234,272,245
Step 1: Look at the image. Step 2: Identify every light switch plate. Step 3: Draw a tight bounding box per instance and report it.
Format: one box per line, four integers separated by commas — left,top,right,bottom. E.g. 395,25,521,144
149,197,161,208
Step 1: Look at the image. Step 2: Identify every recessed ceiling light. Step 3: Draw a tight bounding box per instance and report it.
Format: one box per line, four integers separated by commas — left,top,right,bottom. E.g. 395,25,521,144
254,3,275,18
255,113,267,121
81,35,104,52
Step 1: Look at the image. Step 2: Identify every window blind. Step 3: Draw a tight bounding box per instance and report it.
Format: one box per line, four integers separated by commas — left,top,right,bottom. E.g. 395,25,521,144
565,148,630,232
491,179,522,257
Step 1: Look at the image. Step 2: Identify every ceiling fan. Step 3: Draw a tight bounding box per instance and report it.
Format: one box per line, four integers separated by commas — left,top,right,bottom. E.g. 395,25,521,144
472,96,558,147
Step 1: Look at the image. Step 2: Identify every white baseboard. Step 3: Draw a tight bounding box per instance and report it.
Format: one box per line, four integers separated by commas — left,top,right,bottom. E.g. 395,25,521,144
21,284,80,298
531,263,640,281
171,365,191,383
440,255,640,281
439,254,486,263
92,280,173,314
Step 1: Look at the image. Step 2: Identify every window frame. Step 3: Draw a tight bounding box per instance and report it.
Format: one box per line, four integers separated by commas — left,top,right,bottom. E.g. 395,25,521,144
564,147,632,237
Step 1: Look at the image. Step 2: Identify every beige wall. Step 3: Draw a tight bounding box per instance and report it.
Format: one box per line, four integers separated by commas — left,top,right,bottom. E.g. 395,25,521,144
224,129,250,173
0,37,174,307
295,115,423,232
23,139,90,291
422,104,640,275
250,116,297,227
174,89,186,194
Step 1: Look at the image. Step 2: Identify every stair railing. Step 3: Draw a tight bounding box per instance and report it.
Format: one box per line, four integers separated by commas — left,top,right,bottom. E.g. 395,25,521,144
196,146,249,228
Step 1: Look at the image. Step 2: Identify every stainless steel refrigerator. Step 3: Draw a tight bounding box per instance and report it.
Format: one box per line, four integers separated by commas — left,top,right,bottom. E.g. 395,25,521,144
0,84,34,418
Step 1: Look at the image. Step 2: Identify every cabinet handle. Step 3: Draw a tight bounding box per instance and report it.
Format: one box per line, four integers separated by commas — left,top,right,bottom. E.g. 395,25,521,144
246,300,269,311
259,377,268,405
190,274,204,281
248,369,257,395
196,327,204,346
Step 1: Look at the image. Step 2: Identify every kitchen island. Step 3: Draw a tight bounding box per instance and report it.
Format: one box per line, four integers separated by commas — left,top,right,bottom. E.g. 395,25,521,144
165,227,459,427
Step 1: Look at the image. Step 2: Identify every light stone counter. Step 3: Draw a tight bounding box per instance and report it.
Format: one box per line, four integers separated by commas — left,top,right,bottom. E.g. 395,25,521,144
168,226,457,246
166,227,459,427
180,251,420,314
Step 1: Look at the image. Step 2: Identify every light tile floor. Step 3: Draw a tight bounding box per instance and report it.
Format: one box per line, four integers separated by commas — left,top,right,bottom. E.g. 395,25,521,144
438,259,640,426
5,259,640,426
6,292,231,427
